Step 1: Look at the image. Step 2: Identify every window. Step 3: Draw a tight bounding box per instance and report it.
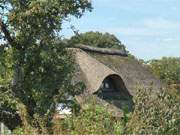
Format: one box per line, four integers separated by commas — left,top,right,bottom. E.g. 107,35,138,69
105,82,110,89
100,78,115,92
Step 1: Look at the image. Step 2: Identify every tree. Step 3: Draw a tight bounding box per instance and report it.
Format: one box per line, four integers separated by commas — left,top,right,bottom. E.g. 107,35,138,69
68,31,126,50
146,57,180,85
0,0,91,133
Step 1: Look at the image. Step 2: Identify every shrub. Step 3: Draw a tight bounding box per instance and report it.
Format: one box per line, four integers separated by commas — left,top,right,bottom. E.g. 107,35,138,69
56,103,125,135
125,87,179,135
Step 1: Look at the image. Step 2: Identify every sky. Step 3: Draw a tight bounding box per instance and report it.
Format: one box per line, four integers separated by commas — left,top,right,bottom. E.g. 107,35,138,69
61,0,180,60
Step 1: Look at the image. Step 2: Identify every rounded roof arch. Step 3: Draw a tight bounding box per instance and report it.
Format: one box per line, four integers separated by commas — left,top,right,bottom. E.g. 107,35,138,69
72,48,131,96
98,74,132,97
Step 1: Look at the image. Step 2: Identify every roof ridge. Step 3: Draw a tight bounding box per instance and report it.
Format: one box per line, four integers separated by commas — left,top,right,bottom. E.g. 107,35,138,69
73,44,128,56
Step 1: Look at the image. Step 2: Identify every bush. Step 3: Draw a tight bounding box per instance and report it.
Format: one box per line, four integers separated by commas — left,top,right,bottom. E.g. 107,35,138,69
12,86,179,135
125,87,179,135
54,104,125,135
146,57,180,85
51,86,179,135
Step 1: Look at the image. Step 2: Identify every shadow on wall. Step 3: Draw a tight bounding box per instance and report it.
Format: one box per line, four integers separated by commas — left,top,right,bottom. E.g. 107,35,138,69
94,74,134,111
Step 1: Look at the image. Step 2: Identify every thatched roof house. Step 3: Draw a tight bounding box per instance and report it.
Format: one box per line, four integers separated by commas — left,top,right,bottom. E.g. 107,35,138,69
67,45,162,117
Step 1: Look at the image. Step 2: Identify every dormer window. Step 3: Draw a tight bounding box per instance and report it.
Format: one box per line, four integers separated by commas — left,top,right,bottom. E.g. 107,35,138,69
105,82,110,89
94,74,133,111
100,78,115,92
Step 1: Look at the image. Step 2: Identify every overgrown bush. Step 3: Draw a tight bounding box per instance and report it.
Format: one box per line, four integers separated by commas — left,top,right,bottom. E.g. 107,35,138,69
53,104,125,135
125,87,179,135
146,57,180,85
50,86,179,135
11,86,178,135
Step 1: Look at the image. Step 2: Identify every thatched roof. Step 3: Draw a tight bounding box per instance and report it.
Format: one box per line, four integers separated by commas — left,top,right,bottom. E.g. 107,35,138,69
71,48,120,94
73,44,128,56
69,45,163,117
71,47,162,95
90,53,162,95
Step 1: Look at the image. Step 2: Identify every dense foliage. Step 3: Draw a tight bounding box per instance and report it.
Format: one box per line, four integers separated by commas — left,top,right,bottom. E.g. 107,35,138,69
125,87,179,135
0,0,91,133
128,57,180,134
68,31,126,50
53,104,126,135
146,57,180,85
50,86,179,135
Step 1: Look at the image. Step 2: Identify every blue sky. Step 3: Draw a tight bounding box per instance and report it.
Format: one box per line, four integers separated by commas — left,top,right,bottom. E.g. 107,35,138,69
61,0,180,60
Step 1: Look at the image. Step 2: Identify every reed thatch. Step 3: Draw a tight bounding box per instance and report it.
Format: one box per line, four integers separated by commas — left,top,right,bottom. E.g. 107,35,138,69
73,44,128,56
69,46,163,117
71,48,162,95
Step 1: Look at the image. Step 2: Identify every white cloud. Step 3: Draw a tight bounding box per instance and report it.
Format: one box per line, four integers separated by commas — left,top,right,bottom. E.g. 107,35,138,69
93,18,180,38
103,27,159,36
143,18,180,29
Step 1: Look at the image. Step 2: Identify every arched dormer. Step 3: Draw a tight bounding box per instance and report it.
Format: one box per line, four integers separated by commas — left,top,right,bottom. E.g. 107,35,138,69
94,74,133,110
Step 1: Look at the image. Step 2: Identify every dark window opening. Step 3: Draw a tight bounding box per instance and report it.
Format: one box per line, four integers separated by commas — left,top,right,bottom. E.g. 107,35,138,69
94,74,134,111
99,78,116,92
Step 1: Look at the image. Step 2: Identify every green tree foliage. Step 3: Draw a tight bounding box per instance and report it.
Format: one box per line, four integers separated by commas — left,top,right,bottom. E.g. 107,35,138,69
0,47,13,85
146,57,180,85
0,0,92,133
125,87,179,135
68,31,126,50
145,57,179,109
